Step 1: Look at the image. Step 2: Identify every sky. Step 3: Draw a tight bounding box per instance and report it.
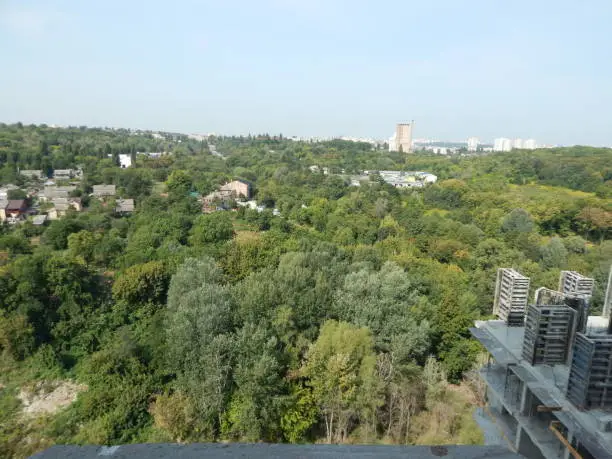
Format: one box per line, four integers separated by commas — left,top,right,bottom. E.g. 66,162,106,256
1,0,611,145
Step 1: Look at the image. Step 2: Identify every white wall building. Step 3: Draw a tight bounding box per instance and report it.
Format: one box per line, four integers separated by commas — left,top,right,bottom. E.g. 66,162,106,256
119,154,133,168
523,139,537,150
493,138,513,152
467,137,479,152
512,138,524,149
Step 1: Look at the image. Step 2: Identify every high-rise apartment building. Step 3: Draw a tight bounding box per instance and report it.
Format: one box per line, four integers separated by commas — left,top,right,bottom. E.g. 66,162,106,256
467,137,479,152
512,139,524,149
494,138,513,152
523,139,537,150
389,122,413,153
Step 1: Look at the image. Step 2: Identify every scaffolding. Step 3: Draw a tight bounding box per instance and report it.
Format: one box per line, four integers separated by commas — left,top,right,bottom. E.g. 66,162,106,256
522,304,576,366
559,271,595,298
567,333,612,410
494,268,530,326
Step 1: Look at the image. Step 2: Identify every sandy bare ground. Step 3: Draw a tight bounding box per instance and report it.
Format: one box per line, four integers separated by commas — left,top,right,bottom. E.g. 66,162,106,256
18,381,86,417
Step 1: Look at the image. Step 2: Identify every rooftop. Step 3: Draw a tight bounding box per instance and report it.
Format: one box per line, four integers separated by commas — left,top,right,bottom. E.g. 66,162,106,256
31,444,522,459
6,199,27,210
92,184,116,196
116,198,135,212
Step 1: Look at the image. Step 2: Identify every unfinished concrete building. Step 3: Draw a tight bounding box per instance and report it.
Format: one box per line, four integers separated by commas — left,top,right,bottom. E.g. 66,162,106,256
493,268,530,326
567,333,612,411
471,268,612,458
603,265,612,319
559,271,595,298
522,304,576,366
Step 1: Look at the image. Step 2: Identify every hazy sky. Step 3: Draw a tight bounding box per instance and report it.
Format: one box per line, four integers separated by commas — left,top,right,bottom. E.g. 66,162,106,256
1,1,610,144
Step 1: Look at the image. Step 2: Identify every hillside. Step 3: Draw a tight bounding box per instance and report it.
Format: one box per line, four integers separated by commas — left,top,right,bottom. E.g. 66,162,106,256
0,124,610,457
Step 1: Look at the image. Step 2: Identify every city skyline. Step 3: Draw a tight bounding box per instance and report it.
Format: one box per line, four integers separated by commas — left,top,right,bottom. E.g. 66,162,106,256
1,1,611,145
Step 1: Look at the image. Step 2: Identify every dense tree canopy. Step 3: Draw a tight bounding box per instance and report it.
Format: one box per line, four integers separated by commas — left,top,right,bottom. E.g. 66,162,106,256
0,124,610,457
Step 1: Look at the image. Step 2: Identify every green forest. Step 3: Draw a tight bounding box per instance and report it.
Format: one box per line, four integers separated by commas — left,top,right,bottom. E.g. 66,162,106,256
0,123,610,457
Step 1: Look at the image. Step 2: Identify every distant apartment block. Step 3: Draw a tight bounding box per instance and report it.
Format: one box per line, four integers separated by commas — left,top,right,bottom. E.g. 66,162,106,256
523,139,537,150
494,138,513,152
389,122,414,153
493,138,537,151
467,137,480,152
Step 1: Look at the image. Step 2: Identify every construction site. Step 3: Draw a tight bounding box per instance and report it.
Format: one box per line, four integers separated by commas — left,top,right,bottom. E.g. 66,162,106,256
471,268,612,459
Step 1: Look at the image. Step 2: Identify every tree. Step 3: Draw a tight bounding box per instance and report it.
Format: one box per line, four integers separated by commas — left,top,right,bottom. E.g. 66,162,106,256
112,261,170,306
280,383,319,443
301,320,381,443
150,392,198,442
165,258,235,438
189,213,235,247
166,170,192,196
334,262,431,363
222,323,285,442
67,230,100,263
501,208,534,234
42,218,84,250
540,237,568,269
376,354,424,444
7,189,27,200
0,313,35,360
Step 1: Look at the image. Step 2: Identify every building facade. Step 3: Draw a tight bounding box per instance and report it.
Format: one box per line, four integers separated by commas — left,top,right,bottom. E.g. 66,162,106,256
494,138,513,152
467,137,480,152
389,123,414,153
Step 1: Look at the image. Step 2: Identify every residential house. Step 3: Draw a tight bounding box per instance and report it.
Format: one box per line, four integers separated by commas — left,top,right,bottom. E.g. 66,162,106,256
92,185,116,198
201,180,251,213
48,197,82,220
115,199,135,213
6,200,29,223
53,169,75,180
0,185,19,201
219,180,251,199
20,170,44,180
202,193,230,213
41,185,77,202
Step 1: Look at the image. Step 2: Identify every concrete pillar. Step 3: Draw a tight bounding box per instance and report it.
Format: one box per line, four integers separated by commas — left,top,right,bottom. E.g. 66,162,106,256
516,427,547,459
519,383,530,415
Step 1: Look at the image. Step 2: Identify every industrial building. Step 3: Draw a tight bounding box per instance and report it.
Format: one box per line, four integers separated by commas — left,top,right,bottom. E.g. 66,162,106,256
472,267,612,458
